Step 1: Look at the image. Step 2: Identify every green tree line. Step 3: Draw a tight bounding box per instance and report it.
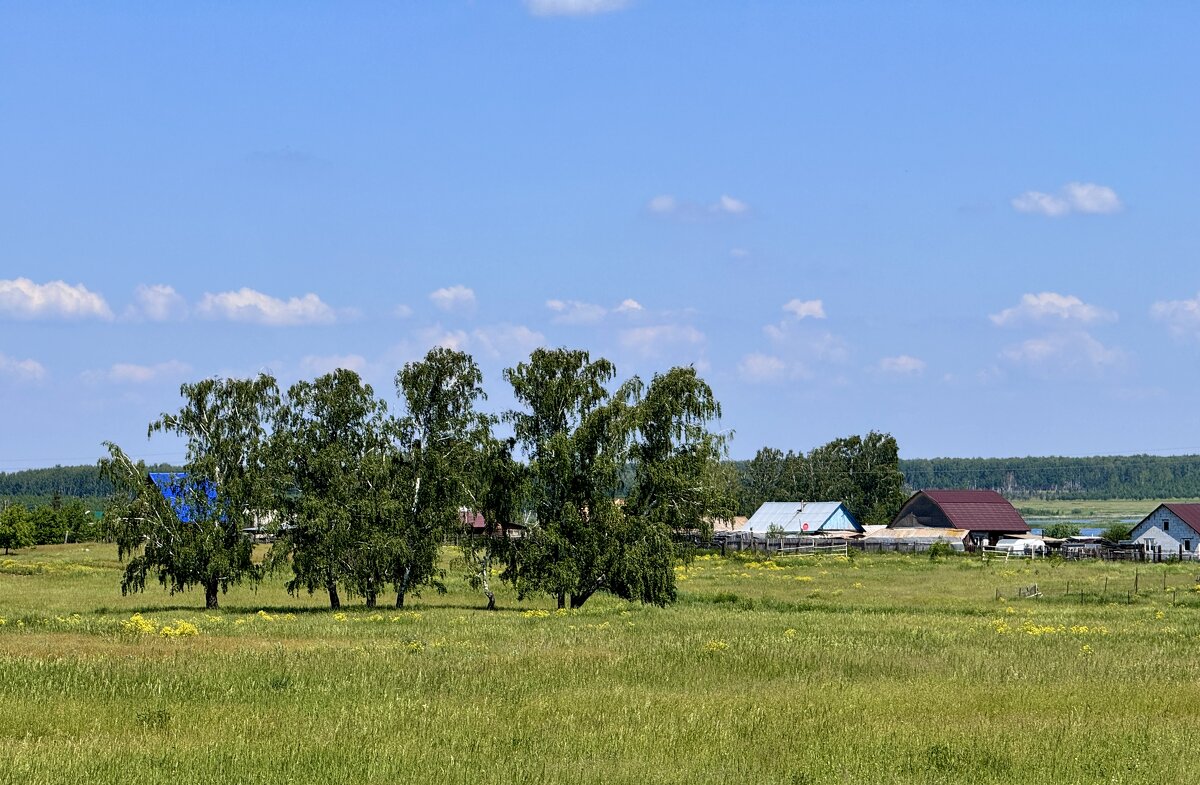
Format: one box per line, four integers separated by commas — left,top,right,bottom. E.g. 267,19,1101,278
898,455,1200,500
99,347,732,610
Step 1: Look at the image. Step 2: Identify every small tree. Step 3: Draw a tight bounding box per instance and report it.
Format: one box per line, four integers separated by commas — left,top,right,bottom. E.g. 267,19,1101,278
0,505,35,554
100,374,279,609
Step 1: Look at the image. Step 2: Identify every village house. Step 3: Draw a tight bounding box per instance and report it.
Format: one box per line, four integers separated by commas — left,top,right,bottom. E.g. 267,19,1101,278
1129,503,1200,558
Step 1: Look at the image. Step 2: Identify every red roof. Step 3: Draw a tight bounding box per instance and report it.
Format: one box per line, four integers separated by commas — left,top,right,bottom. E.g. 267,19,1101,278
920,489,1029,533
1163,504,1200,532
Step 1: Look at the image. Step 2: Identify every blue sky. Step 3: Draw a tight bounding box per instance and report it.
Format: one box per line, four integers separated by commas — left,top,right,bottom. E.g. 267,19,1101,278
2,1,1199,469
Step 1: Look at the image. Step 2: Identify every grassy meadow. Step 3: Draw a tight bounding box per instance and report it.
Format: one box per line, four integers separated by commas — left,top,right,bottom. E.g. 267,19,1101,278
4,544,1200,784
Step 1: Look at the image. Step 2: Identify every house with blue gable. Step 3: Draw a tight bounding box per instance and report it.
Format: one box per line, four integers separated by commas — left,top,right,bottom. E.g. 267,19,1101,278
743,501,863,535
1129,503,1200,557
148,472,218,523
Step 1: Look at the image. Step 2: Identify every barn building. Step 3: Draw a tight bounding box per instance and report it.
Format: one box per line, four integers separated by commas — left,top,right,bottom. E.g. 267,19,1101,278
743,502,863,535
887,489,1029,547
1129,504,1200,558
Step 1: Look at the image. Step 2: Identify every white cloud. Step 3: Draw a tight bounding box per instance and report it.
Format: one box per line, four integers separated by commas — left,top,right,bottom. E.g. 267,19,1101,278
0,352,47,382
525,0,630,16
429,284,476,314
84,360,191,385
131,284,187,321
738,353,787,382
393,304,413,319
1012,182,1122,216
646,195,677,214
713,194,748,215
1151,293,1200,339
619,324,704,357
782,299,826,320
546,299,607,325
299,354,368,376
417,326,470,352
472,323,546,359
1063,182,1122,214
615,298,643,313
990,292,1115,327
1011,191,1070,217
1000,331,1124,376
0,278,112,320
196,288,337,326
879,355,927,375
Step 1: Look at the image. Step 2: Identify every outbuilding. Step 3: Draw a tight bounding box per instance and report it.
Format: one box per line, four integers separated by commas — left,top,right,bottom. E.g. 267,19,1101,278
888,489,1029,548
1129,504,1200,558
743,501,863,535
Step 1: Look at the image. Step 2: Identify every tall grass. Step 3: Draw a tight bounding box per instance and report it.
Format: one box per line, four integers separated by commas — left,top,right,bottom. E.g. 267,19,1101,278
2,544,1199,784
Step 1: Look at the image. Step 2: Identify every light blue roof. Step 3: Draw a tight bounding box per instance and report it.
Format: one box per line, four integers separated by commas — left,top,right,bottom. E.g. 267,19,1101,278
744,501,862,534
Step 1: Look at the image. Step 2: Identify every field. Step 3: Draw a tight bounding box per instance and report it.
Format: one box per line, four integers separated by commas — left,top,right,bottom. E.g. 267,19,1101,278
5,545,1200,784
1012,497,1200,521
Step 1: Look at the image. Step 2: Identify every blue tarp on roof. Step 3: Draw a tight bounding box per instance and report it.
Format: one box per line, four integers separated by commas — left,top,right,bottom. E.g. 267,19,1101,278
148,472,217,523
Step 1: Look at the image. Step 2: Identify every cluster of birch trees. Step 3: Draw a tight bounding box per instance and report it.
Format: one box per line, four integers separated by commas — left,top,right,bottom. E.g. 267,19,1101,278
100,348,731,610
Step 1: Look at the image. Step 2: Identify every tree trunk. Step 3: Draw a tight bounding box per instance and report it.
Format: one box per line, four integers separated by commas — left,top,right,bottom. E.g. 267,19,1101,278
327,583,341,610
395,591,405,608
556,591,566,610
366,589,377,608
485,589,496,611
395,565,411,608
205,579,219,609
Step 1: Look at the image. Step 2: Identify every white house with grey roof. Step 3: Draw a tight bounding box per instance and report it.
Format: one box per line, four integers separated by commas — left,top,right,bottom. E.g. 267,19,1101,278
743,502,863,535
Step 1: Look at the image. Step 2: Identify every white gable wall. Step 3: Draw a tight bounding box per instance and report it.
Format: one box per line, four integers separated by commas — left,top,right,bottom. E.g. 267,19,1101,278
1131,507,1200,554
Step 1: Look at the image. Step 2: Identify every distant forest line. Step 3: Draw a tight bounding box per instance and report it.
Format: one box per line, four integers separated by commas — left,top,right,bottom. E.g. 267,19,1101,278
5,453,1200,509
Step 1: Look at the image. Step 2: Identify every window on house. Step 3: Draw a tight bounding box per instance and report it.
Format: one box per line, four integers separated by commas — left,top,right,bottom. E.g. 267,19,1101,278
1164,520,1170,532
1186,539,1193,552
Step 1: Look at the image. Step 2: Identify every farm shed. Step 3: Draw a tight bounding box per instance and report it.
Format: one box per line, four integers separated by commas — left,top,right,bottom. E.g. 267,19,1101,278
888,489,1029,547
743,502,863,535
861,526,969,552
1129,504,1200,558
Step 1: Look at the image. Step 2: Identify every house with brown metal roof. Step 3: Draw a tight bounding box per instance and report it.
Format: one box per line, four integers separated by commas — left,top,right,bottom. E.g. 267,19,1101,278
887,489,1029,547
1129,503,1200,558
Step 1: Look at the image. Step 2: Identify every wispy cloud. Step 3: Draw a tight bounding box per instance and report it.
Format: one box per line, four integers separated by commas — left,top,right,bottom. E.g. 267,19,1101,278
429,284,476,314
1012,182,1122,217
472,323,546,360
0,351,47,382
713,194,748,215
1151,293,1200,339
646,193,750,219
299,354,368,376
524,0,630,17
129,284,187,322
1000,331,1124,376
84,360,192,385
393,304,414,319
782,298,825,320
615,298,643,314
546,299,607,325
619,324,704,357
878,355,927,375
990,292,1115,327
196,288,337,326
738,352,787,382
0,278,112,321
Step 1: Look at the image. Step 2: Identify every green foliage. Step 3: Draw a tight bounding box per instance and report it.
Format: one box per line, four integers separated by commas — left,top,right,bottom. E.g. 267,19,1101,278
735,432,906,523
927,541,953,560
0,505,35,554
1040,522,1083,539
505,351,727,608
1102,523,1133,543
899,454,1200,499
267,369,398,609
100,374,280,609
392,347,493,607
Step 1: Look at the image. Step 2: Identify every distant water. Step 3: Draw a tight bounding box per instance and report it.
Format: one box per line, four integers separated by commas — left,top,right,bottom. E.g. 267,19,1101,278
1027,518,1137,537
